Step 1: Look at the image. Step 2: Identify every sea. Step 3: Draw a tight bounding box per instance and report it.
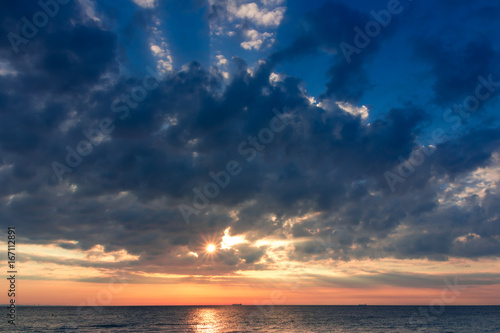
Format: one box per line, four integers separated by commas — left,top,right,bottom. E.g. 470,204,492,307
1,305,499,332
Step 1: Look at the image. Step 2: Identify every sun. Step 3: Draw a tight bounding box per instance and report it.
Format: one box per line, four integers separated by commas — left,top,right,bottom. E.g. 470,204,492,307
206,244,216,253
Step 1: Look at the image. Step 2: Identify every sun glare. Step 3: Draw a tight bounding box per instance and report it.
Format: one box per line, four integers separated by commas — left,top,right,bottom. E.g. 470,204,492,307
206,244,216,253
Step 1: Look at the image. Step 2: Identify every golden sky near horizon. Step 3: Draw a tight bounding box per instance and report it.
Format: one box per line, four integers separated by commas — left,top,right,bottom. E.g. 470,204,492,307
2,233,500,306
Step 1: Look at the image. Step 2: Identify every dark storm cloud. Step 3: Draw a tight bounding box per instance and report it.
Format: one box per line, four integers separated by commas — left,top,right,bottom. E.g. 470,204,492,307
414,36,497,106
271,1,401,102
432,128,500,179
0,0,499,279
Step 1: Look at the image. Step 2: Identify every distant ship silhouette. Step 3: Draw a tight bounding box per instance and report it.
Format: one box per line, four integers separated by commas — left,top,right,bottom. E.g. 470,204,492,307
232,303,242,306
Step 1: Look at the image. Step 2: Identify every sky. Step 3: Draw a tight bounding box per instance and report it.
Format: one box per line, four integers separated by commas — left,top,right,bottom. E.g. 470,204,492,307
1,0,500,306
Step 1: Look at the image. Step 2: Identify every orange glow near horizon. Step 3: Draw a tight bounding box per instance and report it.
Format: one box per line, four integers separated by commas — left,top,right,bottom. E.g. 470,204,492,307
4,238,500,306
7,280,500,306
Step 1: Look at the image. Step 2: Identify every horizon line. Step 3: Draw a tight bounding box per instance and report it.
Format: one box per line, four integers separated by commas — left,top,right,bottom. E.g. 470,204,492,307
9,304,500,307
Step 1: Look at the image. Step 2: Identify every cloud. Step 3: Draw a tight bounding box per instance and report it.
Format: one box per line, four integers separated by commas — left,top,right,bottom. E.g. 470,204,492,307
240,29,274,50
208,0,286,51
269,1,399,102
234,2,285,26
0,0,499,286
131,0,157,8
144,14,174,74
414,36,497,105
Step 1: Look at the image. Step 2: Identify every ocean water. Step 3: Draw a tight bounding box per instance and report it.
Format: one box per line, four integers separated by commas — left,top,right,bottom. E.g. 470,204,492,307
1,305,499,332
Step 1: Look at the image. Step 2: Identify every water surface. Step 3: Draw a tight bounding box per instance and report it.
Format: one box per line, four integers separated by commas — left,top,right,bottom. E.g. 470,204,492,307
2,305,499,332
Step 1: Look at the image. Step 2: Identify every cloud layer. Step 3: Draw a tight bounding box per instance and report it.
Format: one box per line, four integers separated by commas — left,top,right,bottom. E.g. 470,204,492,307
0,0,499,290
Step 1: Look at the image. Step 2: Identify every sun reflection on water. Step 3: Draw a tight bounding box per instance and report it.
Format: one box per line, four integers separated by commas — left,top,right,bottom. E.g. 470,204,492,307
194,307,220,332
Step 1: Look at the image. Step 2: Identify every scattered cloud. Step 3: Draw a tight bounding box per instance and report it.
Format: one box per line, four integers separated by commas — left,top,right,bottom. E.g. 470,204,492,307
208,0,286,51
131,0,157,9
233,2,285,26
240,29,274,50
